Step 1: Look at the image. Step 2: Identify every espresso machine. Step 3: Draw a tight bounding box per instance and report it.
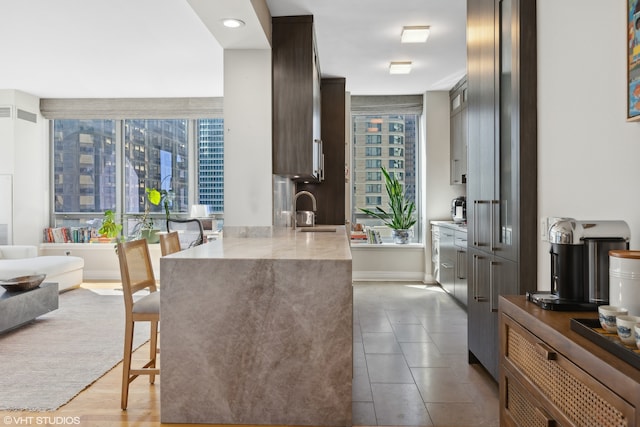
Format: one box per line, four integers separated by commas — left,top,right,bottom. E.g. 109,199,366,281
451,196,466,224
528,218,630,310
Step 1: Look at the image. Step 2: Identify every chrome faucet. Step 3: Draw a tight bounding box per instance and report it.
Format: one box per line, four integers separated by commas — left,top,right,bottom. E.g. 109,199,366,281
294,191,317,211
292,191,317,229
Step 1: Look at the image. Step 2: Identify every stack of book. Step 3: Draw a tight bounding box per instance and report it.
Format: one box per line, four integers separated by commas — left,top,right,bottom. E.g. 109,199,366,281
365,226,382,244
43,227,96,243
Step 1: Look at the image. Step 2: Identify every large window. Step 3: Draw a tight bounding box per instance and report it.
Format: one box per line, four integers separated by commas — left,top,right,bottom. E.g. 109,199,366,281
53,120,117,213
123,119,189,216
352,109,421,243
51,116,224,236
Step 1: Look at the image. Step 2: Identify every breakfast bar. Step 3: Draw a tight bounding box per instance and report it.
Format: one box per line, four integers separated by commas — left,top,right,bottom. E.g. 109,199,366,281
159,226,352,425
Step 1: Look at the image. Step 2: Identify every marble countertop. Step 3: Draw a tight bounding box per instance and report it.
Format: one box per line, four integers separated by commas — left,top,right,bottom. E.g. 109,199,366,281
430,220,468,233
165,225,351,261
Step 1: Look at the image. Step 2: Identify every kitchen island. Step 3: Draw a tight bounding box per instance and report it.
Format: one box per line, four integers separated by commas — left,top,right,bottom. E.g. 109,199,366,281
160,226,352,426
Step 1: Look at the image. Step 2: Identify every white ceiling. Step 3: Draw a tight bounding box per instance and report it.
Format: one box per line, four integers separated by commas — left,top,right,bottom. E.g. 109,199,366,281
0,0,466,99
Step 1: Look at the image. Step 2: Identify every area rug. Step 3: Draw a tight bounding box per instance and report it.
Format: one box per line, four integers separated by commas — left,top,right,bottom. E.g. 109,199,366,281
0,287,150,411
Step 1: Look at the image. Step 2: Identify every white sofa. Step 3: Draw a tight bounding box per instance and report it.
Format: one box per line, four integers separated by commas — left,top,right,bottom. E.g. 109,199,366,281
0,245,84,292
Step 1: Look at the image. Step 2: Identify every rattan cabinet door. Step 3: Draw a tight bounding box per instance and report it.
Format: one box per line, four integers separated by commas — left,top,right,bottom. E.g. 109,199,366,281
502,369,561,427
502,315,635,427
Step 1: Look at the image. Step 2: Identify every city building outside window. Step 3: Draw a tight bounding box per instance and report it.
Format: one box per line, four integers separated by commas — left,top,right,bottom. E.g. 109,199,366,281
197,118,224,214
365,184,382,193
366,135,382,144
366,171,382,181
123,119,189,217
53,120,117,213
51,117,224,236
365,196,382,205
365,159,382,169
352,112,420,243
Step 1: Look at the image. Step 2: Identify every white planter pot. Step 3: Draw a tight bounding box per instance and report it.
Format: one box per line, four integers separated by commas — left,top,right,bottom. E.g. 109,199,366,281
392,229,410,244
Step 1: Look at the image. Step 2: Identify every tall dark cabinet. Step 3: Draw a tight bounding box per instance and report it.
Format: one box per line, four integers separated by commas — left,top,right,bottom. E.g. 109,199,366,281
466,0,537,380
297,78,346,225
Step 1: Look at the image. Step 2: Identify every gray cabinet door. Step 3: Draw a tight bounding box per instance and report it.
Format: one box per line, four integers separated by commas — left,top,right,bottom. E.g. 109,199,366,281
468,249,516,380
439,227,456,296
466,0,537,381
468,248,495,376
454,230,468,306
450,77,468,185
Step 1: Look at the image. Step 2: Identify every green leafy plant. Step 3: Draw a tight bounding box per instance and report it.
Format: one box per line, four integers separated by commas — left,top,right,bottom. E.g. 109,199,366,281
146,187,171,220
98,209,123,238
359,166,416,230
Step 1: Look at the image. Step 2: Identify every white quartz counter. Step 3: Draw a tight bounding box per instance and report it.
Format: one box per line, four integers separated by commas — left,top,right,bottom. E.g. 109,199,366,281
166,225,352,261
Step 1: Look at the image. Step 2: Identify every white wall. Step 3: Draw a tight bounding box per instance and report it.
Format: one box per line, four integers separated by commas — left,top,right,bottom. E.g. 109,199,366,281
537,0,640,289
424,91,466,282
0,90,48,245
351,245,425,282
223,49,273,237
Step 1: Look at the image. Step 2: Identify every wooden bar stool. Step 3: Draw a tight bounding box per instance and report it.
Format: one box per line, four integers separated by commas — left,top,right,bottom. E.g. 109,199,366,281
159,231,181,256
116,238,160,410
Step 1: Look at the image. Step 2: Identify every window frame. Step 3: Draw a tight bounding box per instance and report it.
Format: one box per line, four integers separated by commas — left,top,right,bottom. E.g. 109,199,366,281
45,97,224,236
351,110,423,244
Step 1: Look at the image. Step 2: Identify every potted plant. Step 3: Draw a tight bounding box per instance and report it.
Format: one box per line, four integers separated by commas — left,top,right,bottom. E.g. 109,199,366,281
128,187,172,242
129,203,160,243
359,166,416,244
97,209,123,242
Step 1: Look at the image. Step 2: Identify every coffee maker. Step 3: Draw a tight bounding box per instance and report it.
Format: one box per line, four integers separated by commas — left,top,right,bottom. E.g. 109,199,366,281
451,196,466,224
529,218,630,310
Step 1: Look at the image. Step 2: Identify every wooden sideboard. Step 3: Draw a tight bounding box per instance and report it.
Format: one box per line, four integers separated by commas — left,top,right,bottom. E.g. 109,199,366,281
499,295,640,427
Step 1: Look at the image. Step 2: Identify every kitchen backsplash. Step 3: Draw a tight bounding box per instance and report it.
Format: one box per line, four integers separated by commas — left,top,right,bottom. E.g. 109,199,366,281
273,175,294,228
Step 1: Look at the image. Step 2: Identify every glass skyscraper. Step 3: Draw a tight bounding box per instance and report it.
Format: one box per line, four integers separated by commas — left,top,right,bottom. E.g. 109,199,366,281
197,118,224,213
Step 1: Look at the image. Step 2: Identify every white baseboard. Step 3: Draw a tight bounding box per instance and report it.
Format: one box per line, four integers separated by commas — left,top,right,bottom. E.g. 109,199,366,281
352,271,424,282
83,270,121,281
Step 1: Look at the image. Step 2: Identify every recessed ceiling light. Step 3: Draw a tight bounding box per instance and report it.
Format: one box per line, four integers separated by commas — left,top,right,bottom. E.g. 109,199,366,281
222,18,245,28
401,26,430,43
389,61,412,75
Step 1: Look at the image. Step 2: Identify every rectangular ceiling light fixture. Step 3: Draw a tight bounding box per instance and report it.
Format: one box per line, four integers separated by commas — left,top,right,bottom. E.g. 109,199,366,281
389,61,412,74
401,26,430,43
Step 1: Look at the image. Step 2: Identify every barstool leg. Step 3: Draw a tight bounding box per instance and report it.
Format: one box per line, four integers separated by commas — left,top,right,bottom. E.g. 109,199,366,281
149,320,158,384
121,320,134,410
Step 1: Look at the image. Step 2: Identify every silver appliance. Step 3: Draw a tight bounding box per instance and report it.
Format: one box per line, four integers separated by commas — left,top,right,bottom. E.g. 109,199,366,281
529,218,630,310
451,196,466,224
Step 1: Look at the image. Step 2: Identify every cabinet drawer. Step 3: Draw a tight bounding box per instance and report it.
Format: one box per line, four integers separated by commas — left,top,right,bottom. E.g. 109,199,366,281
504,316,634,427
503,371,560,427
454,230,467,247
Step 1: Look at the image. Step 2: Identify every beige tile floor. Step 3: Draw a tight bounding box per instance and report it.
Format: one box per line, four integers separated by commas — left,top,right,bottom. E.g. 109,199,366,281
352,282,499,427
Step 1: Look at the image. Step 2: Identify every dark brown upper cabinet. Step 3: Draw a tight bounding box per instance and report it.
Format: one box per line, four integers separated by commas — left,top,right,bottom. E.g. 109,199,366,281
297,78,346,225
272,15,322,181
